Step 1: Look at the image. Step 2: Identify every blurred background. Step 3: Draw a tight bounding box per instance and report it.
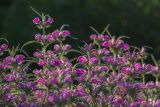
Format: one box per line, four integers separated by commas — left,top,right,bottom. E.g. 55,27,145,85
0,0,160,60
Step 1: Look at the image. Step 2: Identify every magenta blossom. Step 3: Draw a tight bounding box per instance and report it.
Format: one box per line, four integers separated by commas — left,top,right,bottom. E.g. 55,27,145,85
33,17,41,24
77,56,88,64
47,17,54,24
4,74,15,82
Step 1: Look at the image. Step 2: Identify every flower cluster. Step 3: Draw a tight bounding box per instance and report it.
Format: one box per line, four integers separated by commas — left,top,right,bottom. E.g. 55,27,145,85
0,12,160,107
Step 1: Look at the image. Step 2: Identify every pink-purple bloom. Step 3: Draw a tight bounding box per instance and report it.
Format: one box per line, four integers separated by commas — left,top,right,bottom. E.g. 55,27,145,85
47,17,54,24
33,17,41,24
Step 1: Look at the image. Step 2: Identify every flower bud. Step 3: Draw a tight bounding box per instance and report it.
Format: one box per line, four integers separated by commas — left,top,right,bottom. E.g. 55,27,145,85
62,44,71,51
77,56,88,64
15,55,25,64
90,57,98,64
4,74,15,82
103,41,110,47
54,44,61,51
65,76,72,83
33,52,43,58
35,33,42,41
38,60,46,66
61,30,70,37
90,34,97,40
3,56,14,64
33,17,41,24
47,17,54,24
1,44,8,51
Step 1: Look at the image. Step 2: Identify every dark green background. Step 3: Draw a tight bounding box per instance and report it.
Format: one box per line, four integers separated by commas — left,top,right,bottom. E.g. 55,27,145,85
0,0,160,59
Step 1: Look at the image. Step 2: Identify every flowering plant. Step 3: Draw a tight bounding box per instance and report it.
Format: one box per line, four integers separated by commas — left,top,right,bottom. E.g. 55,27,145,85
0,9,160,107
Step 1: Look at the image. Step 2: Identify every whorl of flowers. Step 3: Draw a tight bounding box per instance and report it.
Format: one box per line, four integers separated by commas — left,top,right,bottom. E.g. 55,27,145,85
0,9,160,107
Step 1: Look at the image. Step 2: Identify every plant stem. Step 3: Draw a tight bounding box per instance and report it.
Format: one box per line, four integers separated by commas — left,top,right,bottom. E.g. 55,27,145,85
142,74,145,84
156,76,159,86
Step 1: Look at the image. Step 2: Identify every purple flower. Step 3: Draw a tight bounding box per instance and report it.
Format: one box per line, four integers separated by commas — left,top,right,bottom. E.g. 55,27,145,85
77,76,85,83
104,35,110,41
4,74,15,82
35,33,42,41
62,44,71,51
101,48,110,55
47,17,54,24
121,43,130,50
2,85,10,92
90,57,98,64
52,30,59,37
134,82,145,90
54,44,61,51
112,96,123,106
3,56,14,64
77,56,88,64
105,56,115,64
65,76,72,83
74,87,86,97
47,34,55,42
90,34,97,40
1,43,8,51
48,93,57,103
60,88,72,101
101,66,109,72
146,81,155,89
33,52,43,58
37,78,46,84
38,60,46,66
46,50,54,56
28,102,39,107
20,94,26,102
27,81,36,89
61,30,71,37
17,83,26,89
103,41,110,47
50,78,58,84
33,69,41,75
155,100,160,107
130,101,140,107
97,35,105,41
2,93,11,101
84,43,92,50
91,76,101,84
15,55,25,64
33,17,41,24
145,64,158,73
121,67,132,73
0,63,9,69
134,63,144,72
74,68,87,76
51,59,63,66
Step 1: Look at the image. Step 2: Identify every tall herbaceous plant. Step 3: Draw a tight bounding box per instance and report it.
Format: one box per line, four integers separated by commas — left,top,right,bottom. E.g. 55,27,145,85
0,8,160,107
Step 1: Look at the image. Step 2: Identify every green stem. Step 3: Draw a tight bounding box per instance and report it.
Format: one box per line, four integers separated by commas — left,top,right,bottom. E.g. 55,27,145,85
156,76,159,86
142,74,145,84
98,44,101,65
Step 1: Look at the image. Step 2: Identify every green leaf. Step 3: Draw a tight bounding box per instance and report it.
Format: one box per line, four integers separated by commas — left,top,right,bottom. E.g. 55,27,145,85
30,7,42,17
20,61,33,70
78,99,90,107
67,35,78,40
60,24,70,31
151,54,158,66
0,38,9,44
68,49,84,55
101,24,110,35
20,40,42,51
70,57,77,62
89,26,100,35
